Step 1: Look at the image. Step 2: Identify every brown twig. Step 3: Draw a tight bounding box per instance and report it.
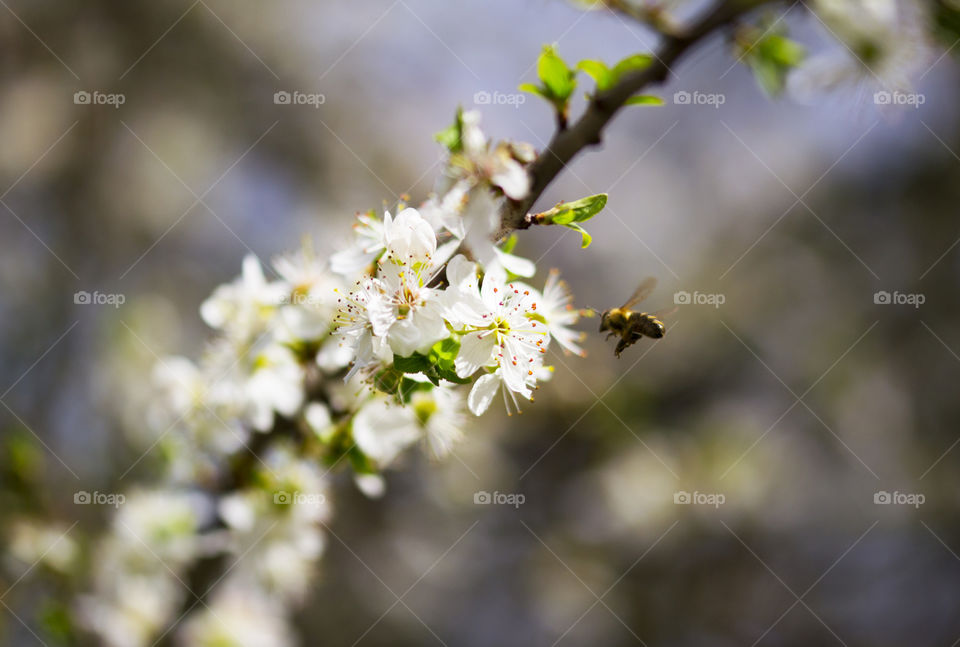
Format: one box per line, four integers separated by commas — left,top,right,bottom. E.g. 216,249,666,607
495,0,777,240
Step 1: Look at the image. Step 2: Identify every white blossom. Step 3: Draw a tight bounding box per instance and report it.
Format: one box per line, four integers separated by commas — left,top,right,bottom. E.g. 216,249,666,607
352,396,422,465
329,210,387,275
540,269,586,356
243,343,304,432
411,386,466,457
273,245,342,341
200,255,285,340
179,587,294,647
442,255,548,413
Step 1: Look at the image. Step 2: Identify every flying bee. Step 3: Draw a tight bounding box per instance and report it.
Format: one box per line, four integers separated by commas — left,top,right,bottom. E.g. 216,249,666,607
599,277,670,357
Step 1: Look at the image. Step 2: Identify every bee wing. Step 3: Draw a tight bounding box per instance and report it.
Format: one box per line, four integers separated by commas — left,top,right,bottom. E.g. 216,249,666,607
621,277,657,310
650,305,678,320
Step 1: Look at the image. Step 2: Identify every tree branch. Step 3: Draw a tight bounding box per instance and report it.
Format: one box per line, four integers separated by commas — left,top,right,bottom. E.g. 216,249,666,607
495,0,776,239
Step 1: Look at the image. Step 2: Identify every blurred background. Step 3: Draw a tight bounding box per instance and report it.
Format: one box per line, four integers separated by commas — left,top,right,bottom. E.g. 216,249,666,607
1,0,959,645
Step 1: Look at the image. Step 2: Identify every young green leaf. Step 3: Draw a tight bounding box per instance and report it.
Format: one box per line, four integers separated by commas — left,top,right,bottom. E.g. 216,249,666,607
737,22,805,98
564,223,593,248
434,108,464,153
534,193,608,226
625,94,664,106
538,45,576,102
500,233,519,255
577,59,613,91
578,53,654,98
611,53,654,80
518,82,548,100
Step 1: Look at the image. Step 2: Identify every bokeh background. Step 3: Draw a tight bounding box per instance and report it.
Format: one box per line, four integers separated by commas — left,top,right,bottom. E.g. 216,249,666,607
2,0,960,645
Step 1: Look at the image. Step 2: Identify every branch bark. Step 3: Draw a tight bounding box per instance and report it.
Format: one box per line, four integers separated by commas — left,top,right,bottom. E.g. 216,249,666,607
495,0,776,240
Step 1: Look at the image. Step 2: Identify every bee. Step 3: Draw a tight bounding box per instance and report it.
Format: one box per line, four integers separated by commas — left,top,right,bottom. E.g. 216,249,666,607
599,277,669,357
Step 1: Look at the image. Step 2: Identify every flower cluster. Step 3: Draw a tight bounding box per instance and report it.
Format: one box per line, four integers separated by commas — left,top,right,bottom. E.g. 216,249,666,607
62,3,959,644
80,111,584,647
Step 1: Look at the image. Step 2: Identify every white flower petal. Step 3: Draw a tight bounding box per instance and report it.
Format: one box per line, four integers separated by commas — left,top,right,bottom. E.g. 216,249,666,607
491,159,530,200
330,246,377,276
468,373,501,416
241,254,266,287
388,317,424,357
384,207,437,264
494,248,536,278
354,473,386,499
352,401,421,465
445,255,477,292
455,331,496,378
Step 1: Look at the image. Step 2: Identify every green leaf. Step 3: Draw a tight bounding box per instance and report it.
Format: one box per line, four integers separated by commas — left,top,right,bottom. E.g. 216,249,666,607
500,233,519,255
576,59,613,91
611,53,654,79
399,377,433,403
518,82,548,99
393,354,431,374
738,23,805,98
625,94,664,106
578,54,654,99
374,367,403,394
535,193,608,225
751,58,785,96
434,108,464,153
435,366,472,385
565,223,592,248
429,338,459,365
426,338,471,384
538,45,576,102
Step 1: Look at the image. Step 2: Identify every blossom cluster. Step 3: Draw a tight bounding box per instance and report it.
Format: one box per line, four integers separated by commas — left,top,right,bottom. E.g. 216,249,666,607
79,111,584,647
